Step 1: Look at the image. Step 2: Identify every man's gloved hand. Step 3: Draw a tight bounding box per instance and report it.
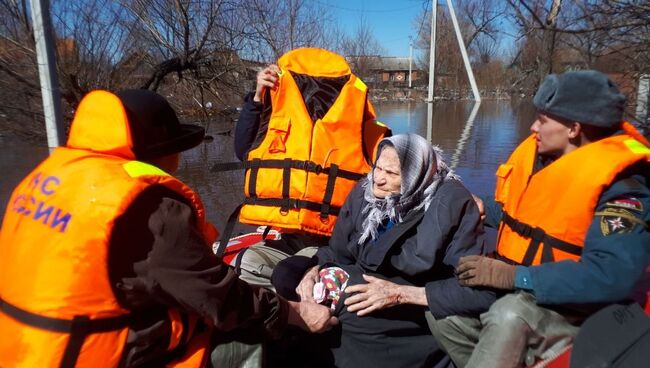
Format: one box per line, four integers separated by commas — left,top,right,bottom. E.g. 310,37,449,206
456,255,516,290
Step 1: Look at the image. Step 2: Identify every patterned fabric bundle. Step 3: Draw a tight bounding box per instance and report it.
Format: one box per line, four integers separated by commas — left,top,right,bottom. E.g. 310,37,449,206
313,267,350,310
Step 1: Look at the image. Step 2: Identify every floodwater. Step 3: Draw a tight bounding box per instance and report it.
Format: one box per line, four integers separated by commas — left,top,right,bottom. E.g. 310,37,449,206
0,100,536,234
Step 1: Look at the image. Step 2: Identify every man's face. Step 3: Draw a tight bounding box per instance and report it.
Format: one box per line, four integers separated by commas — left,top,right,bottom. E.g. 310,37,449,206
530,113,574,157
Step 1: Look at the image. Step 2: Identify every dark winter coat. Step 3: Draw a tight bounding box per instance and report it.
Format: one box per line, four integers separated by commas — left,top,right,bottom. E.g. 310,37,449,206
314,177,496,368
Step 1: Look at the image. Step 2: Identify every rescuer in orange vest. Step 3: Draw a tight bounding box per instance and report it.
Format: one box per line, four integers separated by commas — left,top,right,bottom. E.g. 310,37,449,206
0,89,337,367
429,70,650,368
226,48,391,292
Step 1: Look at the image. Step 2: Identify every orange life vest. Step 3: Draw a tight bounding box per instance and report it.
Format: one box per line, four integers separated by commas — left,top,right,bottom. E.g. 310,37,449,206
495,122,650,266
0,90,217,367
239,48,388,236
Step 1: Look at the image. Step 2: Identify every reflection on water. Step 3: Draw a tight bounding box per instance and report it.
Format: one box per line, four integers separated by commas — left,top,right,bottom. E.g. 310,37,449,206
447,101,482,169
1,100,536,232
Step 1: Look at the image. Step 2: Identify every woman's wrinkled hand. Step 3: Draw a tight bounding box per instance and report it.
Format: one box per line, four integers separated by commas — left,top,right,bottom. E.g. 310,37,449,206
296,265,320,302
344,274,402,316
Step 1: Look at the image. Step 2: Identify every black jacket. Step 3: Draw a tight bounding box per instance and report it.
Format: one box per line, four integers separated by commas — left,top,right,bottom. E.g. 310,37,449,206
234,93,268,161
314,178,496,368
109,185,289,366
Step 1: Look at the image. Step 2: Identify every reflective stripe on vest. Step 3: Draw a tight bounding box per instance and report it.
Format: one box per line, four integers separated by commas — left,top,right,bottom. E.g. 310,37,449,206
123,160,170,177
239,48,387,236
123,160,218,243
495,125,650,266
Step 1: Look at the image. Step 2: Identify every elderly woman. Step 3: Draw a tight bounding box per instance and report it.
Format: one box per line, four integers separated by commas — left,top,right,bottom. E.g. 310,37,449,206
272,134,496,367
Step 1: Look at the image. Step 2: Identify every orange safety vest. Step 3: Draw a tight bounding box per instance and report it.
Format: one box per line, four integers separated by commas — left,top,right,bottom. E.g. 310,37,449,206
495,122,650,266
239,48,389,236
0,90,217,368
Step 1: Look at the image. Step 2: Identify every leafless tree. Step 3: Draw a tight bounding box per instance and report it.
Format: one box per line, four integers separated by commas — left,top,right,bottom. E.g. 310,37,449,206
0,0,72,137
239,0,333,62
506,0,564,86
337,15,385,80
462,0,506,63
506,0,649,122
0,1,244,138
1,0,147,137
53,0,139,104
119,0,244,92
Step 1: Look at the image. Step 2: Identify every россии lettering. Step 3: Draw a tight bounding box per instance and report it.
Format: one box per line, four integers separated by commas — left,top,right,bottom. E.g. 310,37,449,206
11,172,72,233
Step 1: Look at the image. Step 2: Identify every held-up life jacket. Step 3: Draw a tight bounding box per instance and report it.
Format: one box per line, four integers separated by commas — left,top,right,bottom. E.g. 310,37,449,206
212,48,389,255
0,91,217,367
495,122,650,266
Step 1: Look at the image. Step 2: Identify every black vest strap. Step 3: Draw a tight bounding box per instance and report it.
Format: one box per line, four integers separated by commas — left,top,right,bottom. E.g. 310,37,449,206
247,159,261,198
234,246,248,275
320,164,338,220
0,297,133,368
261,225,272,240
59,316,90,368
212,158,364,181
501,212,583,266
214,203,244,259
210,161,245,172
281,158,292,212
243,197,341,216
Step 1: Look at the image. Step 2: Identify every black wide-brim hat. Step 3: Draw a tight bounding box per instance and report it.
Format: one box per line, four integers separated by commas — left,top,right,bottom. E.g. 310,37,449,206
117,89,205,160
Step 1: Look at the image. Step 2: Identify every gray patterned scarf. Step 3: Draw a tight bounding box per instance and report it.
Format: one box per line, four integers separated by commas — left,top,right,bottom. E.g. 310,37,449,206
358,134,460,245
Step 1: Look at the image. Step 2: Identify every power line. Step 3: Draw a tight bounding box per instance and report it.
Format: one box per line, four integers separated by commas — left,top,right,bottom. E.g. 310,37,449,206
414,0,431,41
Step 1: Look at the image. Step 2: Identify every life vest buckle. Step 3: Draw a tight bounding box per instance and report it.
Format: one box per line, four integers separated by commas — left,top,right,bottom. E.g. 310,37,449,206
279,198,300,215
530,227,545,241
301,161,322,174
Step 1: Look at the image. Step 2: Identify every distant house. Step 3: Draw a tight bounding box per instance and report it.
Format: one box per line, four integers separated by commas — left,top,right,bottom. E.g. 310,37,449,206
347,55,423,85
376,57,421,83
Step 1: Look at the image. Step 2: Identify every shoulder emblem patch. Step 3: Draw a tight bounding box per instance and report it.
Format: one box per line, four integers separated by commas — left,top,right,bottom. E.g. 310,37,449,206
597,207,647,236
605,196,643,213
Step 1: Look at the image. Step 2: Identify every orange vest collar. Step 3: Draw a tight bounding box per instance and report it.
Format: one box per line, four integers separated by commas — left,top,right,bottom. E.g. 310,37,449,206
277,48,351,77
67,90,136,159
